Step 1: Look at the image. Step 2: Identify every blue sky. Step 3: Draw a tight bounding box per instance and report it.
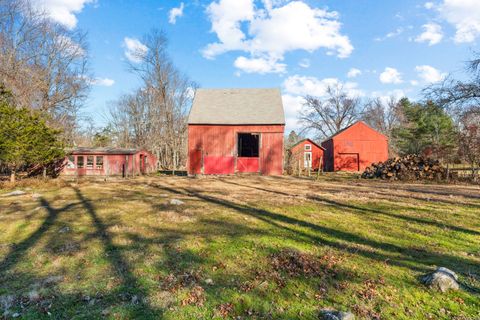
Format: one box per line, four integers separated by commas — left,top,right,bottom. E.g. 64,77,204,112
37,0,480,131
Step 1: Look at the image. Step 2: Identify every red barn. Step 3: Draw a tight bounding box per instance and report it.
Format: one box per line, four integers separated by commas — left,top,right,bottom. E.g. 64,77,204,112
289,139,325,171
61,148,157,177
321,121,388,172
187,88,285,175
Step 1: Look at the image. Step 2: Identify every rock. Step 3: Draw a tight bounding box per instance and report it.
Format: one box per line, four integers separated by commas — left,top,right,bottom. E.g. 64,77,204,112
320,310,355,320
58,226,70,233
3,190,26,197
204,278,214,285
421,267,459,292
131,295,138,304
170,199,185,205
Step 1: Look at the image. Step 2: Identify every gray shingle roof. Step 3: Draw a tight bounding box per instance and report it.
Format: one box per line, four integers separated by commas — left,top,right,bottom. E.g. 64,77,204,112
188,88,285,125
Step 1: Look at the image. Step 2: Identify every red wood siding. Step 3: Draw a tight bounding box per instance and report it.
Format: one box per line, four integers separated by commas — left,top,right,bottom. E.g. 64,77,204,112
237,157,259,173
289,139,324,170
188,124,284,175
62,151,157,176
321,122,388,172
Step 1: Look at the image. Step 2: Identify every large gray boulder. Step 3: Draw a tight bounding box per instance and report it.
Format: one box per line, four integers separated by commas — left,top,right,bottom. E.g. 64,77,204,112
421,267,459,292
320,310,355,320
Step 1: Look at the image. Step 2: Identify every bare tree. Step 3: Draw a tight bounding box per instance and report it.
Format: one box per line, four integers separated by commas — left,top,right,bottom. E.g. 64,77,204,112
109,30,196,170
299,84,362,139
361,96,404,155
0,0,90,143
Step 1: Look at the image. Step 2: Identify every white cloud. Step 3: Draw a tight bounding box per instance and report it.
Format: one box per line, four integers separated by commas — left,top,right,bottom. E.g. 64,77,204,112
91,77,115,87
282,94,304,131
55,35,85,57
436,0,480,43
203,0,353,74
347,68,361,78
424,2,434,9
374,27,404,41
379,67,403,84
283,75,363,97
234,56,286,74
123,37,148,63
169,2,185,24
415,23,443,45
298,58,310,68
415,65,447,83
33,0,94,29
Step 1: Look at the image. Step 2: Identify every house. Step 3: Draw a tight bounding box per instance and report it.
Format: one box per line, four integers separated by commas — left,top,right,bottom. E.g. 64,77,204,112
288,139,325,171
321,121,388,172
62,147,157,177
187,88,285,175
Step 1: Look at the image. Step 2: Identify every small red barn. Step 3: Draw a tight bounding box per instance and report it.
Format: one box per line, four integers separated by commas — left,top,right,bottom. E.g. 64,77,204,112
188,88,285,175
321,121,388,172
289,139,325,170
62,148,157,177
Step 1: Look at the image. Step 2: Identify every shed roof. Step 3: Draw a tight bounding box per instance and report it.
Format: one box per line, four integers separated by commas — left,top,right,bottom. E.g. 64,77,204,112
188,88,285,125
290,138,326,150
69,147,140,155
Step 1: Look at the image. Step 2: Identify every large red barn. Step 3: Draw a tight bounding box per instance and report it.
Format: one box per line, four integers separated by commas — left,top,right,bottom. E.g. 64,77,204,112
61,148,157,177
187,88,285,175
289,139,325,171
321,121,388,172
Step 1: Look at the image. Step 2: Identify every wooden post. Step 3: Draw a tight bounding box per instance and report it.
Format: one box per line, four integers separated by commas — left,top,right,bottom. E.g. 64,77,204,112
446,163,449,182
317,156,323,180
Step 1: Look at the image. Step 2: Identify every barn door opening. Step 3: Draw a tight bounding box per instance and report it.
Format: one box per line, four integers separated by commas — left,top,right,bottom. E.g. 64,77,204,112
237,133,260,173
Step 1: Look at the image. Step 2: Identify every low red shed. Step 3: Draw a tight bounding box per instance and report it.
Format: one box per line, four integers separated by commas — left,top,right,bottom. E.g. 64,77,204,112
321,121,388,172
188,88,285,175
289,139,325,170
61,148,157,177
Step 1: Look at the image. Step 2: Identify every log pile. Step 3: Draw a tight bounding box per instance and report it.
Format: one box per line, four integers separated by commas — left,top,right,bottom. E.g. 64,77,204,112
362,155,446,181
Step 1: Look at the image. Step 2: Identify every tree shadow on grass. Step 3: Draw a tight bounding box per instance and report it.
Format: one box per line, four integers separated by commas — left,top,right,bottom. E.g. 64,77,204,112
150,181,479,285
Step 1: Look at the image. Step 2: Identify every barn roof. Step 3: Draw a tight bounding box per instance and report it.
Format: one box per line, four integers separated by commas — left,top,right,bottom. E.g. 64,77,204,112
188,88,285,125
322,121,387,142
69,147,141,155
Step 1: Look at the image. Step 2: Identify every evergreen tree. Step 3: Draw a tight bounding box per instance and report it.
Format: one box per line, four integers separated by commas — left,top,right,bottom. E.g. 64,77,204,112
393,98,456,160
0,88,64,182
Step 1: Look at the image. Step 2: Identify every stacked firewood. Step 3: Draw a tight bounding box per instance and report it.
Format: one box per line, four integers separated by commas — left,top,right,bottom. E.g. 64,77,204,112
362,155,446,180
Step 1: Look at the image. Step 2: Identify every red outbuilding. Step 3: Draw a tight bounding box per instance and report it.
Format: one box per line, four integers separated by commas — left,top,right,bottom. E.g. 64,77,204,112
289,139,325,171
61,148,157,177
187,88,285,175
321,121,388,172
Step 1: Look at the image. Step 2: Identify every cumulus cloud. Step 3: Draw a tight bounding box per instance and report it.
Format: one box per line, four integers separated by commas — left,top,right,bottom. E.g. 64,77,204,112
347,68,361,78
169,3,185,24
281,94,304,131
123,37,148,63
298,58,310,68
415,23,443,45
432,0,480,43
283,75,363,97
234,56,286,74
91,77,115,87
203,0,353,74
33,0,95,29
415,65,447,83
374,27,404,42
379,67,403,84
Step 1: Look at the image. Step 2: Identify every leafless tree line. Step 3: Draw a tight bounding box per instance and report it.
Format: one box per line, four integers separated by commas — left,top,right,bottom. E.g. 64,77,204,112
108,30,196,170
0,0,90,143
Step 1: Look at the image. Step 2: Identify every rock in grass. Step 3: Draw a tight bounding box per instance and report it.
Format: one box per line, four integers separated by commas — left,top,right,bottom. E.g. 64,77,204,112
170,199,185,205
3,190,26,197
320,310,355,320
421,267,459,292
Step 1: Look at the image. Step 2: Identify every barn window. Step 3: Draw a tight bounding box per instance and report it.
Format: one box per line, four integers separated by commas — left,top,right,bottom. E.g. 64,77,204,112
67,155,75,169
238,133,259,157
77,156,84,168
86,156,94,169
96,156,103,169
305,144,312,151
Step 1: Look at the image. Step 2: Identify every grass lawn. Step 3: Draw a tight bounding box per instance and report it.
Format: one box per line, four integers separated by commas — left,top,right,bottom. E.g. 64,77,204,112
0,175,479,319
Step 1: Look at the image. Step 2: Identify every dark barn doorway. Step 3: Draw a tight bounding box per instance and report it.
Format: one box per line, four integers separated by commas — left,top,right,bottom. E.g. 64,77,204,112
238,133,259,157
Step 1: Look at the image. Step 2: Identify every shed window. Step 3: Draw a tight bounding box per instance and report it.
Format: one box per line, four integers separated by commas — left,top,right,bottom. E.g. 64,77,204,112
305,144,312,151
77,156,84,168
67,155,75,169
87,156,94,169
96,156,103,169
238,133,259,157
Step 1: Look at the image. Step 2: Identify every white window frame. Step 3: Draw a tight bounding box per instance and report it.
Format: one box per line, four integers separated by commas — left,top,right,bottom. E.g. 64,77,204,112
304,151,312,168
305,144,312,151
